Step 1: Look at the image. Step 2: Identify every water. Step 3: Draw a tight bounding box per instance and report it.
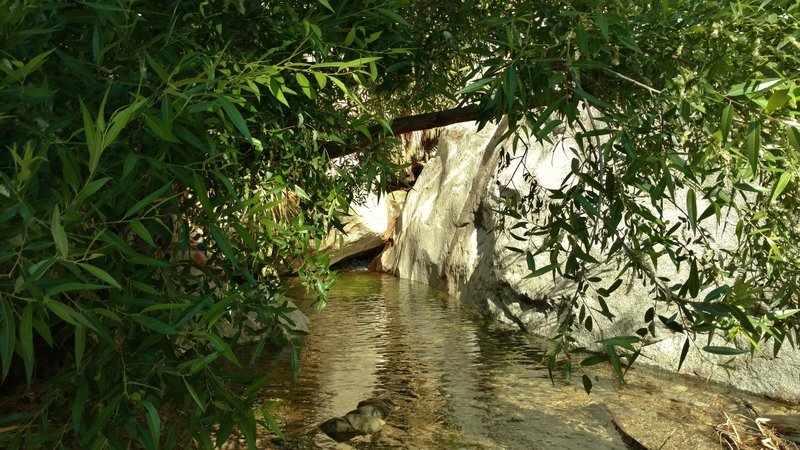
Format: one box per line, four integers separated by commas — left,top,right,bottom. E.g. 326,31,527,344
240,273,795,449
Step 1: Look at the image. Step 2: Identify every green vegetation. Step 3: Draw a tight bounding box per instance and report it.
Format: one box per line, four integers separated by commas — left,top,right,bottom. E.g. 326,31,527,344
0,0,798,447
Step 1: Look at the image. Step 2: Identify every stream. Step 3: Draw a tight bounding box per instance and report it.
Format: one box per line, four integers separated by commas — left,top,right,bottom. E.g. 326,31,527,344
239,273,795,449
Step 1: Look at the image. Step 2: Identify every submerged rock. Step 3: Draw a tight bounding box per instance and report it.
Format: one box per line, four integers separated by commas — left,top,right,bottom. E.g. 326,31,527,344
356,398,393,419
320,398,394,442
319,417,360,442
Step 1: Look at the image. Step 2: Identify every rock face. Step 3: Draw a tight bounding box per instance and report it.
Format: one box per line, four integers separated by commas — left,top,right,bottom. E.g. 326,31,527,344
318,190,407,267
385,114,800,402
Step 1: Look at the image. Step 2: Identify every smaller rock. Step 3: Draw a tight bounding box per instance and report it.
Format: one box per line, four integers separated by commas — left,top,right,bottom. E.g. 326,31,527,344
508,412,525,422
320,398,394,442
344,410,385,434
319,417,359,443
356,398,394,419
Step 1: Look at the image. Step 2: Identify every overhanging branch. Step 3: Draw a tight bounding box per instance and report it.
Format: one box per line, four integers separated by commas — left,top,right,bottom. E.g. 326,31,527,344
324,105,482,159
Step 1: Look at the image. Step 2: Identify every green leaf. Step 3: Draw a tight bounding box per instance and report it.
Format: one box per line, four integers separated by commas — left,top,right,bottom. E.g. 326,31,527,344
573,192,600,217
267,78,291,106
44,299,98,333
130,219,155,248
85,395,121,440
262,409,286,440
123,182,172,219
605,344,625,381
43,299,79,326
316,0,334,13
765,89,788,114
75,323,86,368
313,72,327,89
105,98,146,148
51,205,69,257
174,295,211,329
202,332,241,367
21,48,55,78
46,282,111,296
788,127,800,153
582,374,593,394
0,300,15,380
580,354,609,366
77,263,121,289
457,78,493,95
605,279,623,295
703,285,730,302
747,120,761,176
138,399,161,449
726,78,782,97
573,87,614,110
191,174,213,217
74,177,112,207
218,97,253,143
295,72,314,99
20,303,34,383
770,309,800,320
617,34,643,53
575,22,588,56
504,65,517,110
721,304,756,334
144,51,170,83
183,377,206,412
143,113,180,143
677,336,690,372
344,26,356,46
687,259,700,297
73,376,88,432
80,99,102,174
210,226,239,267
703,345,749,355
369,60,378,81
376,8,411,27
132,315,177,335
686,189,697,232
720,104,732,144
597,335,640,350
770,171,792,203
523,263,556,278
596,14,609,40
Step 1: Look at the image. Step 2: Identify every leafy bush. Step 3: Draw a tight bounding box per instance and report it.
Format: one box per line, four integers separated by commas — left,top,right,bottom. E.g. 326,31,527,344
2,0,799,446
0,1,400,447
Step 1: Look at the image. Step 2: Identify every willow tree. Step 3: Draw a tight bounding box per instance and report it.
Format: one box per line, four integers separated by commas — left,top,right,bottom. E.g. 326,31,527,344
1,0,798,448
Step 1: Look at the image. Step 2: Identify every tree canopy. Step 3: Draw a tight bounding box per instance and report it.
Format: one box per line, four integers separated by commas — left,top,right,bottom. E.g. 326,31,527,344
1,0,798,447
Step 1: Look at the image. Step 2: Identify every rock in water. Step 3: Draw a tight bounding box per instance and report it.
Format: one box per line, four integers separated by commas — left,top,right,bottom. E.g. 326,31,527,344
319,417,360,442
344,410,385,434
320,398,394,441
356,398,394,419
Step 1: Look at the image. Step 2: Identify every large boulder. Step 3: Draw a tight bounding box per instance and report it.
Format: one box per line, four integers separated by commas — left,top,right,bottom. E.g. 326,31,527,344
385,113,800,402
318,190,407,266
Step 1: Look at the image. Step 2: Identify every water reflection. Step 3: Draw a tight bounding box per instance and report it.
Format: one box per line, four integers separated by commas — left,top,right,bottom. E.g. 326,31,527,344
249,273,793,449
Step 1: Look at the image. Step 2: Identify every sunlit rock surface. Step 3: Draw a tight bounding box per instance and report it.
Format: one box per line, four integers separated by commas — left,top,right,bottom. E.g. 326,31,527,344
318,190,406,267
386,111,800,402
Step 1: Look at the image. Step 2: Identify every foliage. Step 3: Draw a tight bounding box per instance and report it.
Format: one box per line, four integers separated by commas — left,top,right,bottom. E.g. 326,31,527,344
0,0,408,447
1,0,799,446
459,0,800,387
